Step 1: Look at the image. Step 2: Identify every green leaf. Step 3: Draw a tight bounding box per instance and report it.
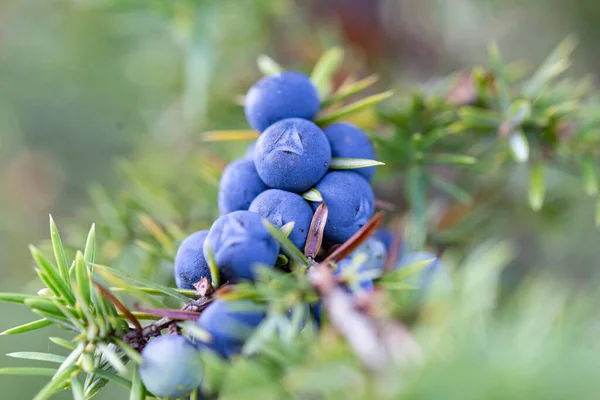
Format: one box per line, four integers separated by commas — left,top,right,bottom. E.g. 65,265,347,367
24,298,67,320
49,215,71,284
129,365,146,400
50,299,86,332
275,254,289,267
55,344,84,378
529,161,546,211
457,107,501,130
71,376,84,400
97,343,128,376
506,100,531,126
428,153,477,166
33,365,77,400
179,320,212,342
429,175,473,206
7,352,66,364
580,155,598,196
74,251,92,310
257,54,284,76
1,319,53,335
83,223,96,267
302,188,323,202
311,46,344,98
139,214,177,256
262,219,310,268
405,167,427,251
315,90,393,126
94,264,189,304
508,130,530,163
30,246,76,306
0,367,58,376
92,369,133,390
384,258,435,282
321,75,379,108
204,245,220,289
330,157,385,170
280,222,295,238
49,337,77,350
0,292,35,304
523,36,577,96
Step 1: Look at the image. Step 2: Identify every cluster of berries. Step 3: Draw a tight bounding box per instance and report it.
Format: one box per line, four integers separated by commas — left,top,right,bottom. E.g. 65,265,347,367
138,70,446,398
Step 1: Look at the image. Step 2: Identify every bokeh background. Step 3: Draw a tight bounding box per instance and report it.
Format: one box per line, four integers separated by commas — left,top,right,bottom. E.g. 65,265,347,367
1,0,600,397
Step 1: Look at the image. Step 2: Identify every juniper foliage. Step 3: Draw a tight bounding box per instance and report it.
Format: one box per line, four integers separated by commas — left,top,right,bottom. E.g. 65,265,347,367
2,40,600,400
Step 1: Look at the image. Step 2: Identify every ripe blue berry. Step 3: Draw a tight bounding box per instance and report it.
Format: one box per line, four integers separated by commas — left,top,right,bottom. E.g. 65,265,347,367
334,258,376,293
249,189,314,250
204,211,279,283
373,228,394,251
312,171,375,244
140,335,203,398
195,299,265,358
255,118,331,193
218,159,268,215
244,71,321,132
324,122,377,181
174,230,211,290
344,237,387,272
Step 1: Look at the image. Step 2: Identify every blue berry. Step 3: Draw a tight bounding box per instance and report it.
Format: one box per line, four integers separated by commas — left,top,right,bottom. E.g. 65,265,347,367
140,335,203,398
344,237,387,273
373,228,394,251
244,71,321,132
218,159,268,215
249,189,314,250
174,230,211,290
195,299,265,358
255,118,331,193
324,122,377,181
204,211,279,283
334,239,385,294
334,259,375,293
312,171,374,244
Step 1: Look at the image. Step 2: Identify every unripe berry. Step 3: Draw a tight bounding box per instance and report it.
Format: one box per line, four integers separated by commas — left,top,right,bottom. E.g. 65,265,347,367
204,211,279,282
255,118,331,193
244,71,320,132
174,230,211,290
324,122,377,181
140,335,203,398
249,189,314,250
195,299,265,358
312,171,375,244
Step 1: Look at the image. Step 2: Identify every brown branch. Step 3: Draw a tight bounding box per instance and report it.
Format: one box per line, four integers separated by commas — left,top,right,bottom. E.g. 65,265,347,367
324,211,384,264
93,281,142,332
133,304,201,321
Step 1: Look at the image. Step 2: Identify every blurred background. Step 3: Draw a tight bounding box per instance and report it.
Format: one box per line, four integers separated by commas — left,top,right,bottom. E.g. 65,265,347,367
1,0,600,397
